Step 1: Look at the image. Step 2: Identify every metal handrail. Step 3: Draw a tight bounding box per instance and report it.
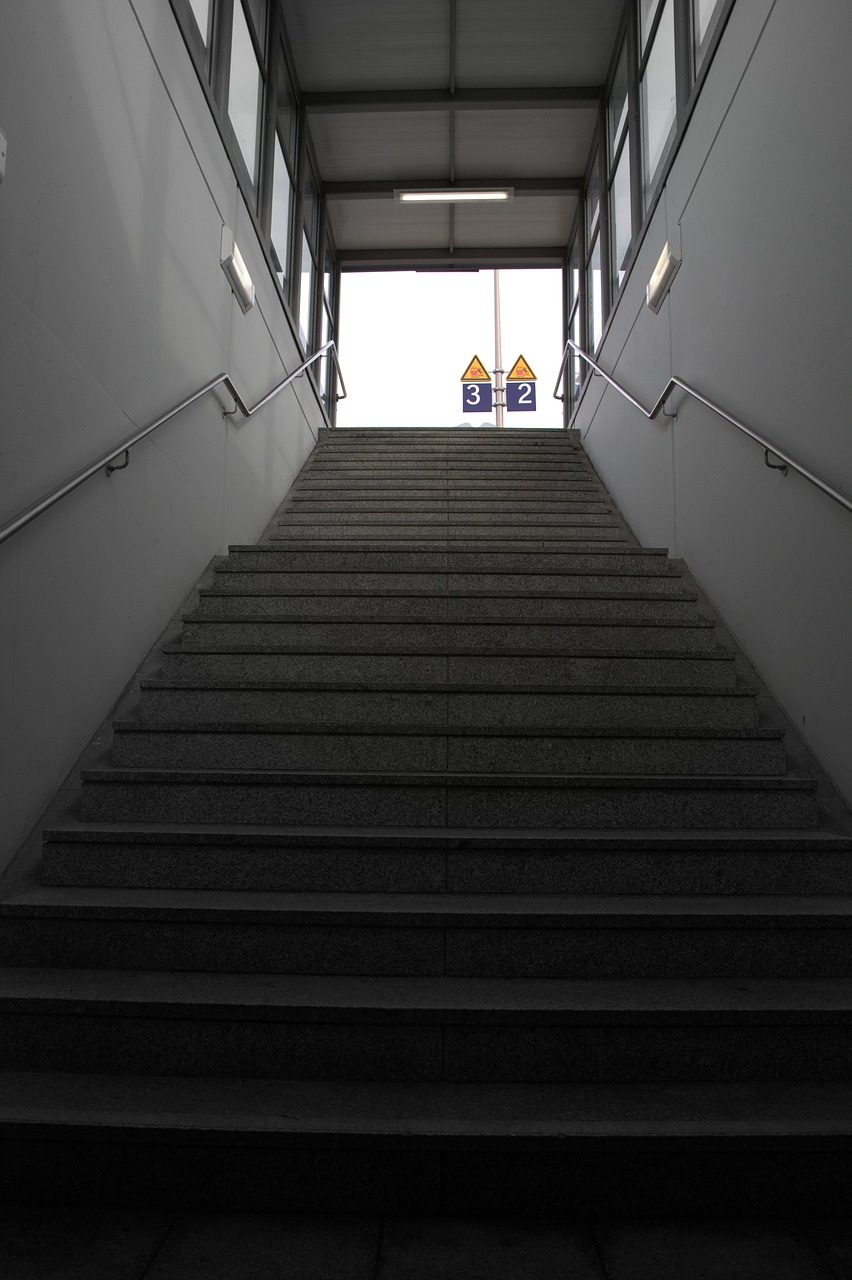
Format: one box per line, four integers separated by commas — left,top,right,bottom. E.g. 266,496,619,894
553,336,852,516
0,341,347,547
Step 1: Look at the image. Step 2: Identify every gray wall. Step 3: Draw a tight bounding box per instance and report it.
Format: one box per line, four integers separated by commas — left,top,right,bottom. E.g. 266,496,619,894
574,0,852,807
0,0,323,870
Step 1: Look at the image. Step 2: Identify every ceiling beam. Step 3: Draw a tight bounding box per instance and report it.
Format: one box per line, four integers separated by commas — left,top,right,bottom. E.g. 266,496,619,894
339,246,567,269
325,178,582,199
303,86,603,114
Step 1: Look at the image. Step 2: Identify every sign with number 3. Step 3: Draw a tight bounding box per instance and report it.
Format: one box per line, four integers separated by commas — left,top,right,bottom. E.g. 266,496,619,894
462,381,493,413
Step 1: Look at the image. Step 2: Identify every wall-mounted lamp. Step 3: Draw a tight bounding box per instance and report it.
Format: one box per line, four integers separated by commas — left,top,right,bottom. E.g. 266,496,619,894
646,239,681,313
396,188,513,203
220,226,255,313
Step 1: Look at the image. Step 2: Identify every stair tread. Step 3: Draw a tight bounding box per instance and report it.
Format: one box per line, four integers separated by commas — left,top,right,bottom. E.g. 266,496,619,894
2,1072,852,1140
4,887,852,923
2,969,852,1015
80,769,816,790
139,680,749,696
41,823,852,849
116,721,779,739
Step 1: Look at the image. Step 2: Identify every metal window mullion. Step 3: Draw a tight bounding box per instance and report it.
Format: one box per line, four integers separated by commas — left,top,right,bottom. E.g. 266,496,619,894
210,0,233,112
673,0,692,120
638,0,667,78
256,0,278,238
289,105,308,330
312,195,328,354
627,0,644,239
596,104,612,324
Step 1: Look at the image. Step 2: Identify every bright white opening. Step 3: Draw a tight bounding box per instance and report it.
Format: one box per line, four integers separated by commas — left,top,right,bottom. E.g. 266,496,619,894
397,190,512,204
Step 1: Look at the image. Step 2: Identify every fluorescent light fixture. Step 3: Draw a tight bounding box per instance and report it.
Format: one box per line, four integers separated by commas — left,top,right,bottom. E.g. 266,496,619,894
646,240,681,313
396,188,513,203
220,225,255,313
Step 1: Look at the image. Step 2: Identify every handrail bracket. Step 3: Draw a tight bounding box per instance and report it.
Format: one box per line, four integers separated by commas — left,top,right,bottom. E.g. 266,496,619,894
105,450,130,476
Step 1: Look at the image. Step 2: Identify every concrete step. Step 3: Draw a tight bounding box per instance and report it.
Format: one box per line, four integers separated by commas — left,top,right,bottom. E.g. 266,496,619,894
0,1072,848,1212
225,547,669,572
187,595,700,624
271,521,622,540
171,618,716,654
280,506,611,522
299,466,595,479
77,770,818,830
1,892,850,978
286,497,605,511
0,970,844,1080
156,649,738,687
133,685,760,730
267,536,636,552
207,570,688,597
112,721,781,774
40,826,852,894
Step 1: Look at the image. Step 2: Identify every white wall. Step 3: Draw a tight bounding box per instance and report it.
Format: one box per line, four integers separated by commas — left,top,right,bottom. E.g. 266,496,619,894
574,0,852,808
0,0,324,870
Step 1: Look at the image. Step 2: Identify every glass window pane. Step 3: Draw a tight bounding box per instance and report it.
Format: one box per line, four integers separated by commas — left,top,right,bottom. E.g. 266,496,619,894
585,153,600,240
245,0,268,48
188,0,210,44
323,241,334,307
228,0,262,181
587,235,602,351
299,232,315,348
320,305,333,397
694,0,722,70
303,168,319,248
639,0,663,53
610,143,632,290
641,0,676,199
608,43,629,161
569,238,581,306
270,135,292,290
276,47,297,162
570,307,582,406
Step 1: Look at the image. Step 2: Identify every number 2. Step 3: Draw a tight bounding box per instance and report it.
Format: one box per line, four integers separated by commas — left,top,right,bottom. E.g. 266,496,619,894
518,383,532,404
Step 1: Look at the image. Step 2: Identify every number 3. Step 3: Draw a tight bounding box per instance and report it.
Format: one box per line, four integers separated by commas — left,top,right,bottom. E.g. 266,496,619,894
466,385,481,406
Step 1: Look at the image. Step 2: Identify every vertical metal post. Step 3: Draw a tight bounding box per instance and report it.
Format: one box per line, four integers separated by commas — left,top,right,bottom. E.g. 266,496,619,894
494,268,505,428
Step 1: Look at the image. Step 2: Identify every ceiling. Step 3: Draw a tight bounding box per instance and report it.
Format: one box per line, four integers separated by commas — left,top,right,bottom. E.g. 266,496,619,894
283,0,624,268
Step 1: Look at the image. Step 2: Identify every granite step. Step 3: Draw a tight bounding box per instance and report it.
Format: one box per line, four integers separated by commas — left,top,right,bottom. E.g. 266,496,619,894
0,970,845,1080
170,617,716,654
155,649,738,687
224,547,668,572
39,826,852,894
1,892,850,978
186,595,700,624
132,685,760,730
0,1072,849,1213
205,570,688,597
112,721,781,774
270,521,622,540
77,770,818,830
286,497,605,511
268,536,635,552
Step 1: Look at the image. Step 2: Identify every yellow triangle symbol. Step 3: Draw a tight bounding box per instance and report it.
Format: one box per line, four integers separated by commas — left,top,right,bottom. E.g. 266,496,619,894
506,354,537,381
460,354,491,382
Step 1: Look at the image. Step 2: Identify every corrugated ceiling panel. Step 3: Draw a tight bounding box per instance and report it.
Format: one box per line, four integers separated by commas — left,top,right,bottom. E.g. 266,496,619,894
453,195,577,247
328,199,450,250
455,109,598,178
284,0,450,91
455,0,624,87
309,112,451,182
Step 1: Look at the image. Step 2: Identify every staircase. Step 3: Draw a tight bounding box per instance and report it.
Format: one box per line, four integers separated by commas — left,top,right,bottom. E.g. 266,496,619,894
2,425,852,1214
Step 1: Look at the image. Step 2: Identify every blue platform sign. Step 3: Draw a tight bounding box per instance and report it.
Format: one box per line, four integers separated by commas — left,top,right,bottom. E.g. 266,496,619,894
462,381,493,413
506,380,536,412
